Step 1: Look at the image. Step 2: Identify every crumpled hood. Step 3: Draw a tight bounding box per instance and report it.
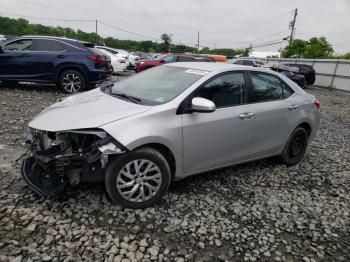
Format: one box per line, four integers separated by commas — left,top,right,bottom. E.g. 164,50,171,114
29,88,152,132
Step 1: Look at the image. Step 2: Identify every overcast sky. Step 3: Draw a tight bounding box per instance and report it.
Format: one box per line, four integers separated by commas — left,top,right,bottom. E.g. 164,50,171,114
1,0,349,53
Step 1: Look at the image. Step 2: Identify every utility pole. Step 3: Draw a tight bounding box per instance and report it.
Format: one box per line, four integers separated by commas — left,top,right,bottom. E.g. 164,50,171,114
197,31,200,53
95,20,98,43
168,34,172,53
289,9,298,44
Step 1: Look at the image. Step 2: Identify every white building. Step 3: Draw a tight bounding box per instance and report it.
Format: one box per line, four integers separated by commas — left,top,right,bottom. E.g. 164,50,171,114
249,50,281,58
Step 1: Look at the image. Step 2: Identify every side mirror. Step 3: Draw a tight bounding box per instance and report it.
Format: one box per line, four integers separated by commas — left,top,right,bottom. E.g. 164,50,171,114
191,97,216,113
159,59,165,63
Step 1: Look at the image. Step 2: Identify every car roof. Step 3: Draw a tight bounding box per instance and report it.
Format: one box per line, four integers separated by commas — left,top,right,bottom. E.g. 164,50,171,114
21,35,80,41
165,62,250,72
166,62,291,78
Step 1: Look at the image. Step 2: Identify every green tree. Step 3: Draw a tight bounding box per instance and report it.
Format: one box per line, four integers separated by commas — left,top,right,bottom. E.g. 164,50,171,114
281,39,307,58
281,37,334,59
304,37,334,58
335,52,350,59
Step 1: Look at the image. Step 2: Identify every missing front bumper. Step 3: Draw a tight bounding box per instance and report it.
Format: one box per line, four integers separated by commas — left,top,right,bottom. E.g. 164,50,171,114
22,156,66,197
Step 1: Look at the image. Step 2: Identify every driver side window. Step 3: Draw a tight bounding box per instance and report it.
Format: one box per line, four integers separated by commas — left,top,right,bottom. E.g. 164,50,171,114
4,40,33,51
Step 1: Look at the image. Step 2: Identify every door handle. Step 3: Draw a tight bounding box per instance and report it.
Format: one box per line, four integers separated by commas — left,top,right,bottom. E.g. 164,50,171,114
239,112,255,119
19,53,31,57
57,54,66,58
288,104,299,110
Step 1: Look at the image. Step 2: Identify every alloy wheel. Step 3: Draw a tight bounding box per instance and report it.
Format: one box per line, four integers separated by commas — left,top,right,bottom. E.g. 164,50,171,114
62,73,82,93
116,159,162,203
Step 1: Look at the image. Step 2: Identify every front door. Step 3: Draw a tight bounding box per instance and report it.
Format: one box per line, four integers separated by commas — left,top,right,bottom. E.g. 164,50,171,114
0,39,34,80
181,71,253,174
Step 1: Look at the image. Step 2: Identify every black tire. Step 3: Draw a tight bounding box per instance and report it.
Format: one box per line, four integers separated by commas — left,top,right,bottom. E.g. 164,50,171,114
280,127,309,166
58,70,86,93
105,147,171,209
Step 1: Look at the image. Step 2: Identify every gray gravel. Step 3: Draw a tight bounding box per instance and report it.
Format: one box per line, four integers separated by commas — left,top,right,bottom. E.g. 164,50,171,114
0,81,349,261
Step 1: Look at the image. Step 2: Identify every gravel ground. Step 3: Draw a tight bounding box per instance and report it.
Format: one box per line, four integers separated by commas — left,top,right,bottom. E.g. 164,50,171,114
0,80,349,262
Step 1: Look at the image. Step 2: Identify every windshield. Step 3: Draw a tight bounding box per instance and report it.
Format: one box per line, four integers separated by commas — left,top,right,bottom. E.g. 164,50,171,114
110,66,208,104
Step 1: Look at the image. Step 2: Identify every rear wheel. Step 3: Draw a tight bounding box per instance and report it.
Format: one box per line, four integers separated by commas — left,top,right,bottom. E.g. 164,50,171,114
105,148,171,208
280,127,308,166
58,70,86,93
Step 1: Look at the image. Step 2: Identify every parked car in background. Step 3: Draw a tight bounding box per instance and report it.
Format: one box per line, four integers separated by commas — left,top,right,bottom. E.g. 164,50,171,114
231,58,264,67
265,63,308,89
148,53,161,60
96,46,128,59
96,47,139,69
279,71,307,88
131,51,148,59
115,49,139,69
0,36,112,93
281,63,316,85
96,47,127,73
135,53,213,72
22,62,320,208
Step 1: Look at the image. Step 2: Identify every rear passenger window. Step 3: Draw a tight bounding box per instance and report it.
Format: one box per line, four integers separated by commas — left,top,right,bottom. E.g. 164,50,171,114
194,73,247,108
34,39,65,52
251,72,294,102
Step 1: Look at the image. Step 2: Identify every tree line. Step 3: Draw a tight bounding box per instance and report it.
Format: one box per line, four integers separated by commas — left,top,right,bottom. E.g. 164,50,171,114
0,16,248,57
0,16,349,59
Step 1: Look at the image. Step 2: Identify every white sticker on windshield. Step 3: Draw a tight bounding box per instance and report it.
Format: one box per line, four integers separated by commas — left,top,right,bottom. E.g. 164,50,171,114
154,97,165,102
185,69,209,75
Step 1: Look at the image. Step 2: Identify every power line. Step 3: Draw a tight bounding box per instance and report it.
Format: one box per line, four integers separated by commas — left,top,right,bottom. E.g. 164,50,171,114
234,37,288,50
221,9,294,34
97,21,159,41
225,30,288,49
0,11,290,51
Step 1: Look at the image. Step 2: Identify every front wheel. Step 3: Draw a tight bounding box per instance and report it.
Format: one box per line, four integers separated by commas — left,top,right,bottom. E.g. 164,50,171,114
58,70,86,93
105,148,171,208
280,127,308,166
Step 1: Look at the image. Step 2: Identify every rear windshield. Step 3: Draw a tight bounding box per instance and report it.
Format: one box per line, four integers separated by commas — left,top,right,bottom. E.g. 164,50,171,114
88,47,107,56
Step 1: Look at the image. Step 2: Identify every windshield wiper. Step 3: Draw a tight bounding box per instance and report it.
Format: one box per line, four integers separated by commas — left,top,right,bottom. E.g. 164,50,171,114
111,91,142,104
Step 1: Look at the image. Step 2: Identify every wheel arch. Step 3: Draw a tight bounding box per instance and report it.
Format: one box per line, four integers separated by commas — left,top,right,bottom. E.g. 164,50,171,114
297,121,312,137
55,65,87,84
133,143,177,180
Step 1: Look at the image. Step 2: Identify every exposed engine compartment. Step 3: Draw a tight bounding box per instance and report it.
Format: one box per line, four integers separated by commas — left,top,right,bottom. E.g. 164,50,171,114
22,128,125,196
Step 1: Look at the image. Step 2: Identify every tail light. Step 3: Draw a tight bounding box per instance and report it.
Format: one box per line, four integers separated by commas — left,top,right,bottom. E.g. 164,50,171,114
87,55,103,63
314,99,320,110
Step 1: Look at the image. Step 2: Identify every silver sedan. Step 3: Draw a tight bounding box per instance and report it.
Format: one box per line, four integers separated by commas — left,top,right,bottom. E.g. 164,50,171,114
23,62,320,208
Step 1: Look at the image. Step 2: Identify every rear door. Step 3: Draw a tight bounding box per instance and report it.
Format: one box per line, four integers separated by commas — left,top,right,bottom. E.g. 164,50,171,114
30,39,67,82
0,39,34,80
246,71,300,159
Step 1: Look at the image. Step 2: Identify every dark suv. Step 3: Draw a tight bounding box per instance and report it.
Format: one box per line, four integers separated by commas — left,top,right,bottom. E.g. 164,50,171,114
0,36,112,93
281,63,316,85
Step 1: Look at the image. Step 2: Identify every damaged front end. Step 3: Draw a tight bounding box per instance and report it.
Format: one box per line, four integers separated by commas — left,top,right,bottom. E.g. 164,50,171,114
22,128,126,197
